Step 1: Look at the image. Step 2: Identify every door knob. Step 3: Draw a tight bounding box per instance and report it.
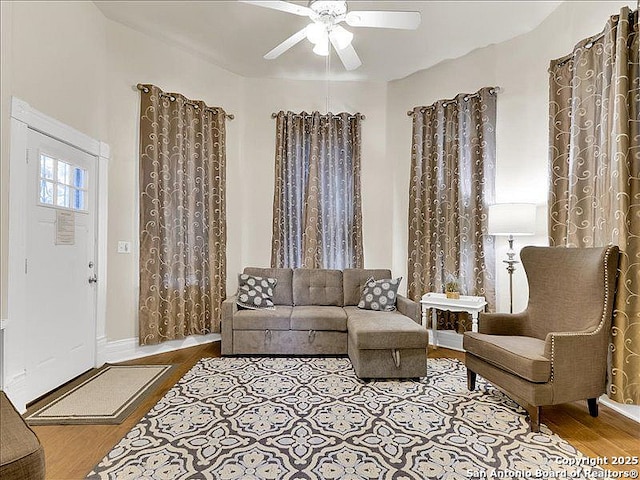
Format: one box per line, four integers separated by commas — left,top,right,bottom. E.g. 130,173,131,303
88,274,98,284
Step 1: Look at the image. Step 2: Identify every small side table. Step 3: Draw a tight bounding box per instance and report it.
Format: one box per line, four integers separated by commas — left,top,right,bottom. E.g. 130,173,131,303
420,293,487,349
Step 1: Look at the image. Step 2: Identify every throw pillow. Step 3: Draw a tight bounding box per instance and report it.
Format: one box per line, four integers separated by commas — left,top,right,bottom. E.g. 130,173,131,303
358,277,402,312
236,274,277,310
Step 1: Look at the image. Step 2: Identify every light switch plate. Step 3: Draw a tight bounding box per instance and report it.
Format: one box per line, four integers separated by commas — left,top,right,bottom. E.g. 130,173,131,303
117,241,131,254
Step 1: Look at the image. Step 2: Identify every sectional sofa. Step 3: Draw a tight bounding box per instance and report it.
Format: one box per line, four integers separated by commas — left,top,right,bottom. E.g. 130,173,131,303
221,267,429,378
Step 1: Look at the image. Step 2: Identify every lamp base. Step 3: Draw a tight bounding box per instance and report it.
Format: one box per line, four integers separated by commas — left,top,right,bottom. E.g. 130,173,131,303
504,235,518,314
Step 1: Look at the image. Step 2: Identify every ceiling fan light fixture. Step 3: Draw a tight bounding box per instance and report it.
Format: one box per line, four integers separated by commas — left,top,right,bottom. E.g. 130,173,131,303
305,22,326,44
312,39,330,56
248,0,420,72
330,25,353,50
309,0,347,17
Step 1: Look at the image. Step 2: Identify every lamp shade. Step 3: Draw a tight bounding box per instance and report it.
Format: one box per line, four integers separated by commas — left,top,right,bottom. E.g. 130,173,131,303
488,203,536,236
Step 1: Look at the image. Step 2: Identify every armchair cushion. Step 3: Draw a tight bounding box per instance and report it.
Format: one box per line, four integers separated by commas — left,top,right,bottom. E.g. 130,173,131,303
464,333,550,383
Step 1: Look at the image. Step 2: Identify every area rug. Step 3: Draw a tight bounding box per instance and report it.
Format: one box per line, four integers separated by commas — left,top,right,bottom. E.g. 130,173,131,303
25,364,174,425
87,357,602,479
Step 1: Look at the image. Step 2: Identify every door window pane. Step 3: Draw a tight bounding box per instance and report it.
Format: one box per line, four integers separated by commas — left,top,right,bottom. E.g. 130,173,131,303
73,189,85,210
39,153,88,212
57,161,71,185
56,184,70,208
74,167,86,188
40,180,54,205
40,156,55,180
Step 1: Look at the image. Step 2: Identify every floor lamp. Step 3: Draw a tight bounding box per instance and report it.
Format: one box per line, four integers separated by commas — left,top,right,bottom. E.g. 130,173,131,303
488,203,536,313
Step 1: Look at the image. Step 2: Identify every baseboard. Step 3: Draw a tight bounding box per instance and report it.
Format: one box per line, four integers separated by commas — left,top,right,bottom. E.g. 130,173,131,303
102,334,221,364
600,395,640,423
3,370,28,413
96,335,108,366
0,318,7,391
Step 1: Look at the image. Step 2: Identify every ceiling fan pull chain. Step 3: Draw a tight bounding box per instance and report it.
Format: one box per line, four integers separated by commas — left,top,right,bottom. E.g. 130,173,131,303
326,47,330,114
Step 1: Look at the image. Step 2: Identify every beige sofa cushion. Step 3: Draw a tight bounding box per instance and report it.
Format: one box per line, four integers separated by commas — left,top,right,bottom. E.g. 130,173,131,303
343,269,392,306
244,267,293,306
346,307,428,350
233,306,292,331
464,332,550,383
290,306,347,332
293,269,343,306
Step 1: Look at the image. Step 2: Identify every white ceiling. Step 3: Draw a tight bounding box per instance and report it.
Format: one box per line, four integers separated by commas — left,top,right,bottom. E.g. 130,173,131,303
94,0,563,82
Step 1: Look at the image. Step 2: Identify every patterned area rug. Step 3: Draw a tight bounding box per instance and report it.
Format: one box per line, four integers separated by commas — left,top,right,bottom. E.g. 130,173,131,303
87,357,601,479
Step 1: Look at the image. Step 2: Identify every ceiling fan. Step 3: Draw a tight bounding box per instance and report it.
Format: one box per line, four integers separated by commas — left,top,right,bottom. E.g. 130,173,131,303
240,0,421,71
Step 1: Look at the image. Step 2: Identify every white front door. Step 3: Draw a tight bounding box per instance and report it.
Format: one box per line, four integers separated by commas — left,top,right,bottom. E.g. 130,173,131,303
25,129,97,401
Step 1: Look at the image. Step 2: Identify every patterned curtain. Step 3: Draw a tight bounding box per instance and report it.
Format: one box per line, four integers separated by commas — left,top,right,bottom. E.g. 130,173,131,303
271,111,364,269
407,87,497,329
138,84,227,345
548,7,639,405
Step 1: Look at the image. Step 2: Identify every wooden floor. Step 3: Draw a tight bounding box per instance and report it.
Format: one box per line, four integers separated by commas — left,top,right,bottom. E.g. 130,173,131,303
30,343,639,479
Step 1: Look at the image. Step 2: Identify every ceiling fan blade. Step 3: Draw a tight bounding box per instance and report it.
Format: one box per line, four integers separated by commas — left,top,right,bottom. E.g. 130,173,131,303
345,10,421,30
239,0,312,17
264,27,309,59
329,35,362,71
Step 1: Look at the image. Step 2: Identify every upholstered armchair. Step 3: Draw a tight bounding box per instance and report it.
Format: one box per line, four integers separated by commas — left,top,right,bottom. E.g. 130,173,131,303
464,246,619,432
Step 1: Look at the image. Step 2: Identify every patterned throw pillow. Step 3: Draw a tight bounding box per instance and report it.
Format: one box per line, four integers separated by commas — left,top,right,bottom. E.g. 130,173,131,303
358,277,402,312
236,274,277,310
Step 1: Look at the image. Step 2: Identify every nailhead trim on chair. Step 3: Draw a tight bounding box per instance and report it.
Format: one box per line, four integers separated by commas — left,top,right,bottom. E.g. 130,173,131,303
550,245,614,382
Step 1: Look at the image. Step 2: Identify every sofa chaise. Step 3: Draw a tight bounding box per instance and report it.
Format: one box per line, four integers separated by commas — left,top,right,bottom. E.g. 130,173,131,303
221,268,428,378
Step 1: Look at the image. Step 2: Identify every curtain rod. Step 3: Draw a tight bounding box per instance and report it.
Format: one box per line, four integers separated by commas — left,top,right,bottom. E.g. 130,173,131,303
406,86,501,116
136,84,234,120
271,112,366,120
553,8,637,68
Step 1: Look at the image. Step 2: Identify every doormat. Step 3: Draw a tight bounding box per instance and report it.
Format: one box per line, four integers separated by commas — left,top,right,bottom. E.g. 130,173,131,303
24,364,174,425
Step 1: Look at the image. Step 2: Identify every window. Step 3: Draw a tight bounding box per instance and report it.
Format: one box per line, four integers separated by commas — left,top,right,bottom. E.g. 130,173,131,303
271,111,364,269
407,87,497,313
39,153,87,211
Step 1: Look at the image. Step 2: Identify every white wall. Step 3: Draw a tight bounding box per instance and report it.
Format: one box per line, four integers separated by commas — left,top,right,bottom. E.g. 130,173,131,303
386,0,634,312
103,19,244,340
1,1,108,321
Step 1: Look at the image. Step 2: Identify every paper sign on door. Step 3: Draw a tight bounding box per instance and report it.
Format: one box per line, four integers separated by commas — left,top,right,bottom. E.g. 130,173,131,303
55,210,75,245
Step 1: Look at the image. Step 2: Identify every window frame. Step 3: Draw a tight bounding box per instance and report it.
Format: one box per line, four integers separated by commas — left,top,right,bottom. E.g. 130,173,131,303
37,150,89,213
